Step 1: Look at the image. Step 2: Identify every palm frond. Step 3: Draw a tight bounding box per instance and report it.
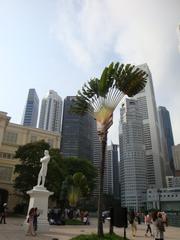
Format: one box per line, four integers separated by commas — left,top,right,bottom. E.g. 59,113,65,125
115,65,148,97
71,62,148,128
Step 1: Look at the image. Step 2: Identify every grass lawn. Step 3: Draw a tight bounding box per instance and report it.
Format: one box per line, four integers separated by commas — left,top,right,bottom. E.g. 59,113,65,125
65,219,84,225
70,233,129,240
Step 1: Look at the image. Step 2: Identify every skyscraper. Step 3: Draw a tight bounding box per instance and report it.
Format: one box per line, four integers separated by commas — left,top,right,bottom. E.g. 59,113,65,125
39,90,62,133
119,98,146,211
172,144,180,176
107,143,120,199
22,88,39,127
158,106,175,176
60,96,93,162
92,118,110,196
132,64,164,188
119,64,165,210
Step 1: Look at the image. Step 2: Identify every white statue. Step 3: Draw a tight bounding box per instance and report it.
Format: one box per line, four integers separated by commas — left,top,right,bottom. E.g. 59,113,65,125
37,150,50,187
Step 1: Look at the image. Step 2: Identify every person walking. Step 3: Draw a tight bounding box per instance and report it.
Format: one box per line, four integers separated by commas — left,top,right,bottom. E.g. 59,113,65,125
0,203,8,224
26,208,36,236
33,207,40,232
129,210,137,237
144,212,153,237
154,212,165,240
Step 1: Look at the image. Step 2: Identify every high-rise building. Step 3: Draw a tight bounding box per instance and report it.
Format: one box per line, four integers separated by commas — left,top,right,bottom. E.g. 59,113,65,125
172,144,180,176
132,64,164,188
119,98,146,211
158,106,175,176
60,96,93,162
107,143,120,199
39,90,62,133
22,89,39,127
92,119,113,196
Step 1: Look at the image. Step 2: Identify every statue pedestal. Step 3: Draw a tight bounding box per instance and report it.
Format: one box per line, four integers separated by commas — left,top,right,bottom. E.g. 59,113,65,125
25,186,54,232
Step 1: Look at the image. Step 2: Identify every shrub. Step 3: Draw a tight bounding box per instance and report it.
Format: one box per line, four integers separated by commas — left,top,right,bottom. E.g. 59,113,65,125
70,233,129,240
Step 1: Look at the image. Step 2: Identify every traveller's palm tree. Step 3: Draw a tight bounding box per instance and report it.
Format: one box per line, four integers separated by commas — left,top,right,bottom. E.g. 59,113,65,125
65,172,89,208
71,62,147,237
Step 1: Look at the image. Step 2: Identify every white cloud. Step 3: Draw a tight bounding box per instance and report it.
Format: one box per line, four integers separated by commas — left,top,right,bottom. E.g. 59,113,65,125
54,0,180,144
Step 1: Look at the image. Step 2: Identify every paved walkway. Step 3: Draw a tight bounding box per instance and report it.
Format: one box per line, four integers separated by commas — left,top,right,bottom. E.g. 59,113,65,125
0,217,180,240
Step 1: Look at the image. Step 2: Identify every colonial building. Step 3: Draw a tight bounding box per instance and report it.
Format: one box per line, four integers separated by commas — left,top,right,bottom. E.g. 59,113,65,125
0,111,60,211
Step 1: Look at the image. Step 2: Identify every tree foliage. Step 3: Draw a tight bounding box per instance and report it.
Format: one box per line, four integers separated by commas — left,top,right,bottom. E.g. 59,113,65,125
60,157,97,192
61,172,89,208
14,140,50,196
14,141,97,204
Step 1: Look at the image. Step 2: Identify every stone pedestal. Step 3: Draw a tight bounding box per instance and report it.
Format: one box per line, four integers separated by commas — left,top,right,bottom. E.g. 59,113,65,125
25,186,53,232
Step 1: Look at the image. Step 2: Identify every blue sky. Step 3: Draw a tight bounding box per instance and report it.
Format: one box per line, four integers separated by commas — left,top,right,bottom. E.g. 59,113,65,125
0,0,180,144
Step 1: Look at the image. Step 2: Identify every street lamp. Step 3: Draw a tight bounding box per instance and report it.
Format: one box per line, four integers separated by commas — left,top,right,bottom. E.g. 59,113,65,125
157,189,161,211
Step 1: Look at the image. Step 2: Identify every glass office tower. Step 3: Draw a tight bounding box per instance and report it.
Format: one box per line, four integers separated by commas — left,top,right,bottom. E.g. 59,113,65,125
22,88,39,127
60,96,93,162
158,106,175,176
39,90,62,133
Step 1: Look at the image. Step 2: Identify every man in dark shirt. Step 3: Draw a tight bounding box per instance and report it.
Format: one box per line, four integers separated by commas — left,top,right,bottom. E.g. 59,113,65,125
0,203,7,224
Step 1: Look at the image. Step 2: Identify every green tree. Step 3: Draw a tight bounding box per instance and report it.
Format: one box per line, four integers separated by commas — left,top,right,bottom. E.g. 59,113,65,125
71,62,147,237
64,172,89,209
61,157,97,193
45,148,65,203
14,141,64,202
14,141,97,206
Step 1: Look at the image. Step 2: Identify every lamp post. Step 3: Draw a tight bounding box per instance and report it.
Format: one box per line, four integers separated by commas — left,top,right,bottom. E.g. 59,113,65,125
157,189,161,211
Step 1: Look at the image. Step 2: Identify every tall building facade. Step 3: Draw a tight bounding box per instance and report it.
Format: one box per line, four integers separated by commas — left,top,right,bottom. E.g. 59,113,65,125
92,119,109,196
22,89,39,127
107,143,120,199
172,144,180,176
158,106,175,176
132,64,164,188
60,96,93,162
119,98,146,211
39,90,62,133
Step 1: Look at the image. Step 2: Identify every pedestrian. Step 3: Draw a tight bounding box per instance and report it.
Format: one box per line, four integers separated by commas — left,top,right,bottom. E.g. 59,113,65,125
129,210,137,237
33,207,40,232
154,212,165,240
137,213,141,224
162,211,168,227
144,212,153,237
26,208,36,236
0,203,8,224
151,210,158,238
83,211,90,225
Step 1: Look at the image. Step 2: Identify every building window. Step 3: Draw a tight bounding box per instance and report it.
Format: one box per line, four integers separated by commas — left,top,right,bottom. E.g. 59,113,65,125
47,139,53,147
0,166,13,182
0,152,14,159
3,131,18,144
31,135,37,142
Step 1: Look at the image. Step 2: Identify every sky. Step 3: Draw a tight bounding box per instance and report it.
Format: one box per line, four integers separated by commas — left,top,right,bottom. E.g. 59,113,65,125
0,0,180,145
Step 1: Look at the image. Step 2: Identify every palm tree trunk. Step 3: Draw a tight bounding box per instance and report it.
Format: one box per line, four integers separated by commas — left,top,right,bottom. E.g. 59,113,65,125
97,130,107,238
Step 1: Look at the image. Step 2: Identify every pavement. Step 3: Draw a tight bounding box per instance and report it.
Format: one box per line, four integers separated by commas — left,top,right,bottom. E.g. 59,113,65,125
0,217,180,240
